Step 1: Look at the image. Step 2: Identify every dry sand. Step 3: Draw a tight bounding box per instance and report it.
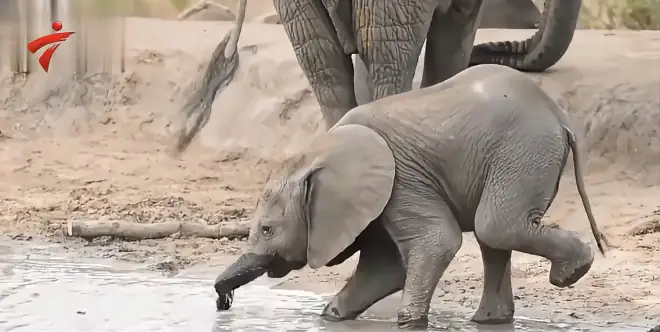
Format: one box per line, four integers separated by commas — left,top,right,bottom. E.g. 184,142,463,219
1,18,659,328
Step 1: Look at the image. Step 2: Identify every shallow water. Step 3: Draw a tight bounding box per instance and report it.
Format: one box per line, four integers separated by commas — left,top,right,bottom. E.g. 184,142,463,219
0,243,651,332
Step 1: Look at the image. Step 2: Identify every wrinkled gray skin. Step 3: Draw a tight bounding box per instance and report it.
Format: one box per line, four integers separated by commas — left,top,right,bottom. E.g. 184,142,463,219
354,0,542,105
273,0,581,129
181,0,541,28
213,65,608,330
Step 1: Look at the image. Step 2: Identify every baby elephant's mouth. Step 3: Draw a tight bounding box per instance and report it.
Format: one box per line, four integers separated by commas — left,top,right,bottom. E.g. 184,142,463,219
266,256,305,278
267,267,291,278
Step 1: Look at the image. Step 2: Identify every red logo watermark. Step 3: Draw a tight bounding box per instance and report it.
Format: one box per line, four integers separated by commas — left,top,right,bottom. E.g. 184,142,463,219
27,21,75,73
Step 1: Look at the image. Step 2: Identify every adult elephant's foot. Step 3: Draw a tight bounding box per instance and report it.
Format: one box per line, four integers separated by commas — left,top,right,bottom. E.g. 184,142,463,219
549,243,594,287
397,310,429,330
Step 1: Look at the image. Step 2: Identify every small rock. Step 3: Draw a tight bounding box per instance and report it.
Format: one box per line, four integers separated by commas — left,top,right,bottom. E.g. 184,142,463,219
568,312,583,319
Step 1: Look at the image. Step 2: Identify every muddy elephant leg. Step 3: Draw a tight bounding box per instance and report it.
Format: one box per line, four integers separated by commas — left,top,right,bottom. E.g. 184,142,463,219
274,0,356,128
474,145,595,288
355,0,437,100
471,242,515,324
420,0,485,88
321,225,405,321
383,189,463,329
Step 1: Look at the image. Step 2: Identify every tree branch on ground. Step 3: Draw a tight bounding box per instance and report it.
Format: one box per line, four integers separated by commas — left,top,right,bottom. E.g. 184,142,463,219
580,0,659,30
64,219,250,240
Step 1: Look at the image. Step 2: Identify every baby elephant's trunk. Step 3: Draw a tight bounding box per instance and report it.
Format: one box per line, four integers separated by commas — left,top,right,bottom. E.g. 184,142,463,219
214,253,270,295
214,253,272,311
214,253,270,310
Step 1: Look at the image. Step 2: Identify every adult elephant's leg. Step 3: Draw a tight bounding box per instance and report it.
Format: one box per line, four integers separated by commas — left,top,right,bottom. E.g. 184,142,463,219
471,242,515,325
353,55,375,105
355,0,438,100
420,0,485,88
320,224,405,321
274,0,356,128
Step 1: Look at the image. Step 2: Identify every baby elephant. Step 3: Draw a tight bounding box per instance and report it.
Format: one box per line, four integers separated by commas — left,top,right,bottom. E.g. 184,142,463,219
212,64,608,329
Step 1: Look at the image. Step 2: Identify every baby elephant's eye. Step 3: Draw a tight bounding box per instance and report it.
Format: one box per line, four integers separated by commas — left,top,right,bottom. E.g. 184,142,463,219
261,225,274,237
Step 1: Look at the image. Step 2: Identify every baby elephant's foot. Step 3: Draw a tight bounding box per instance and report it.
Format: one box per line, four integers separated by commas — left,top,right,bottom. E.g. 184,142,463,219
471,301,514,325
549,246,594,287
320,301,358,322
397,309,429,330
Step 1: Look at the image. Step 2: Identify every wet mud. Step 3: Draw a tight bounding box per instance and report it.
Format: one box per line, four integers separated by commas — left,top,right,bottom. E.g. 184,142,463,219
0,241,653,332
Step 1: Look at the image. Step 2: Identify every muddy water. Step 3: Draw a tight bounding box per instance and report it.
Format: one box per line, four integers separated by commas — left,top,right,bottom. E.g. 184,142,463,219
0,242,650,332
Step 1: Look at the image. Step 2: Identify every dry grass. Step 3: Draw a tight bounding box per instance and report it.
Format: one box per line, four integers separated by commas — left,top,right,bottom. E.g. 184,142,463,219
580,0,660,30
73,0,189,18
75,0,660,30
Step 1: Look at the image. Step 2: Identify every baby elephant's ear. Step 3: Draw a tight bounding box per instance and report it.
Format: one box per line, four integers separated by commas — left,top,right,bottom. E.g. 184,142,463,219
305,124,395,269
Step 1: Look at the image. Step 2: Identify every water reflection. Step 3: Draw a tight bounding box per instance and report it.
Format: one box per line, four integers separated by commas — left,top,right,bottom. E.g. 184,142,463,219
0,245,651,332
214,287,326,332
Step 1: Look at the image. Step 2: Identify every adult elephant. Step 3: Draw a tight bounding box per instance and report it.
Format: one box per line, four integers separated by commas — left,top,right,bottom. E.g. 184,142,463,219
211,65,608,329
172,0,580,153
178,0,541,28
353,0,544,105
273,0,580,128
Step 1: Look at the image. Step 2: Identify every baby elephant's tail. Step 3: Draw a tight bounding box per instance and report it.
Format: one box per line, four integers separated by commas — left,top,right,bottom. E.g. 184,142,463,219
562,125,610,255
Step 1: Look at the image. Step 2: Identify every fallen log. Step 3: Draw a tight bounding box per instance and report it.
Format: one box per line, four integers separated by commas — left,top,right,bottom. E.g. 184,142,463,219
64,219,250,240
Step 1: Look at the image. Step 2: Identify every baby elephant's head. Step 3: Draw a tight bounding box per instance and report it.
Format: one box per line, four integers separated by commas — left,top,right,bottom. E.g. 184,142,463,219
213,124,396,298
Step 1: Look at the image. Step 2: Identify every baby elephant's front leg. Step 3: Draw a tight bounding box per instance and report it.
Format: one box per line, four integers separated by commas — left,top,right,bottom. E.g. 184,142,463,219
386,194,463,330
321,239,405,321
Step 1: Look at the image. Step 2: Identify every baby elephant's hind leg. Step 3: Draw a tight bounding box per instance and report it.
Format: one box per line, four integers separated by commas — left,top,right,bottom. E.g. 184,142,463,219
472,242,514,324
474,147,595,288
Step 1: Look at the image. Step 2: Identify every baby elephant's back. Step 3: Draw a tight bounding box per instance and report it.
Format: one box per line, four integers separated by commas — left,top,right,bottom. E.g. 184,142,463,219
400,65,566,143
345,65,568,155
371,65,566,132
455,66,568,156
450,66,571,178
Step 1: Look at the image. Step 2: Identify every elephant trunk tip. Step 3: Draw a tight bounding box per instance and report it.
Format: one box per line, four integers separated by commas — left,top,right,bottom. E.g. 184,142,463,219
216,289,234,311
213,253,271,295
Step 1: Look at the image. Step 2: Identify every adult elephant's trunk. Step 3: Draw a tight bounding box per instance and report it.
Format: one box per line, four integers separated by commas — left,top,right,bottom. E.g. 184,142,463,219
171,0,247,155
214,253,270,295
224,0,247,58
469,0,581,72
